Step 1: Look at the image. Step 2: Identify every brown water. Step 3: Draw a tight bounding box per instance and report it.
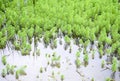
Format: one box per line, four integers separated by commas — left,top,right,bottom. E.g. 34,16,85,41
0,37,120,81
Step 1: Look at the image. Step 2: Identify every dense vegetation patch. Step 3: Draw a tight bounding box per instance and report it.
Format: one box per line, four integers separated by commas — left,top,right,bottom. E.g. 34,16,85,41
0,0,120,58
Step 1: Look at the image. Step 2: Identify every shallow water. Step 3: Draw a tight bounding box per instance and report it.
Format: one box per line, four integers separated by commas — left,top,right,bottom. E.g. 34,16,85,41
0,37,120,81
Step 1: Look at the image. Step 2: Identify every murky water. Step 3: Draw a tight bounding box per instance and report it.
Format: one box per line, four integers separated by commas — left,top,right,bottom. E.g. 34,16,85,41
0,37,120,81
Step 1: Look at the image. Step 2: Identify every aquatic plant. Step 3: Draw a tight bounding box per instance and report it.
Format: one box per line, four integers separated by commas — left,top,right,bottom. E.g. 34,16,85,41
106,48,112,56
92,50,95,59
69,45,72,53
61,74,64,81
112,57,117,72
0,37,7,49
79,39,83,45
6,64,10,74
53,39,57,48
52,71,54,76
105,77,112,81
21,43,31,55
1,68,7,77
36,48,40,56
91,77,94,81
101,60,105,68
99,45,104,58
64,35,70,45
40,67,43,73
27,27,34,39
15,65,27,79
75,58,81,68
52,55,61,62
14,41,20,50
84,39,90,48
84,53,89,66
76,51,80,57
10,65,16,74
2,55,7,65
7,25,15,40
16,70,19,79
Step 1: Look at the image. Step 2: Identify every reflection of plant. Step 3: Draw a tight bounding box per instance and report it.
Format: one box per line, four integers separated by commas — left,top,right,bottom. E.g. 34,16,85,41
2,55,7,65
